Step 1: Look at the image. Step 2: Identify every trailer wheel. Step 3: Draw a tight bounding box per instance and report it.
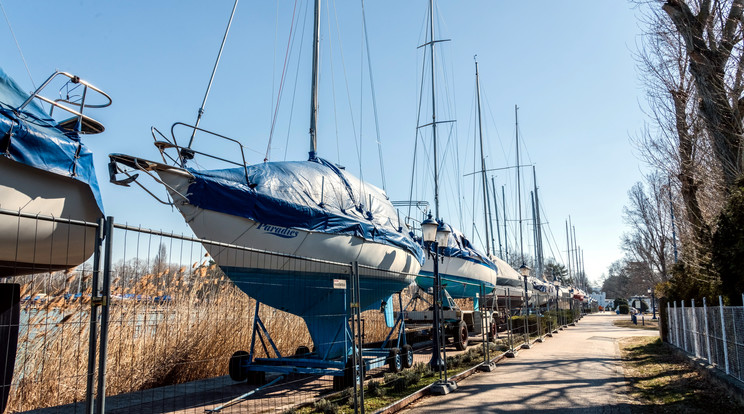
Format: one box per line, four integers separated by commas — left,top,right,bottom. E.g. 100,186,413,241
387,347,402,373
333,356,363,391
294,346,310,356
401,345,414,369
246,370,266,385
488,321,497,341
228,350,249,382
454,321,468,350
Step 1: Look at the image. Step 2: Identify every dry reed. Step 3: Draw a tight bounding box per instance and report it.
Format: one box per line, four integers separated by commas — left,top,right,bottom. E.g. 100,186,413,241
8,261,405,412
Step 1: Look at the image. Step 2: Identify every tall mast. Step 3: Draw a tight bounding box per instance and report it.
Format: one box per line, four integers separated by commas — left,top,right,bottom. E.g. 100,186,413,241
428,0,440,218
515,105,524,265
492,177,503,259
533,166,543,279
475,59,491,255
502,185,508,263
566,219,572,280
308,0,321,160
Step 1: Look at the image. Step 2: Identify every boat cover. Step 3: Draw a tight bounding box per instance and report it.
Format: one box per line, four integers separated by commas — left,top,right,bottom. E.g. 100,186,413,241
424,223,498,271
185,157,425,264
0,68,103,213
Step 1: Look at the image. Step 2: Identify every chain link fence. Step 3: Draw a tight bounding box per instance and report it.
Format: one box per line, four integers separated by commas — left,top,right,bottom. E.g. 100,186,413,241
3,211,591,413
666,295,744,385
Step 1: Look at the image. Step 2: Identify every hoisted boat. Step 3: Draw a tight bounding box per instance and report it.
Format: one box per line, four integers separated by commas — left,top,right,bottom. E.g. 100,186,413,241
109,0,423,361
0,68,110,277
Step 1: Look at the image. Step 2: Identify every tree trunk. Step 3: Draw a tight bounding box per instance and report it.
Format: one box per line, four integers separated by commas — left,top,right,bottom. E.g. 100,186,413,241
664,0,744,189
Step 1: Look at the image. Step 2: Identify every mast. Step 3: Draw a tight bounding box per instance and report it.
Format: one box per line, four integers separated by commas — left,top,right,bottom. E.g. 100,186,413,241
475,59,491,255
502,185,508,263
492,176,502,259
515,105,524,265
308,0,321,160
566,220,572,281
429,0,440,218
533,166,543,279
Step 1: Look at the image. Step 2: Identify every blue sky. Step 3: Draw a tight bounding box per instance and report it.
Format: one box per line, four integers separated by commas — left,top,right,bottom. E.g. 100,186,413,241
0,1,648,285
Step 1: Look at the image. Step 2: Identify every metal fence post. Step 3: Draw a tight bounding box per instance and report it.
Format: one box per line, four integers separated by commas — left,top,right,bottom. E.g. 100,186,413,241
674,302,680,348
667,302,672,345
85,217,105,414
703,297,712,364
95,217,114,414
719,296,730,375
681,300,688,352
691,299,700,358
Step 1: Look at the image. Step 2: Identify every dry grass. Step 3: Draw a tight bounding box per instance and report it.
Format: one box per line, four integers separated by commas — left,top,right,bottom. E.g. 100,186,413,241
613,317,660,331
9,260,403,412
620,336,744,413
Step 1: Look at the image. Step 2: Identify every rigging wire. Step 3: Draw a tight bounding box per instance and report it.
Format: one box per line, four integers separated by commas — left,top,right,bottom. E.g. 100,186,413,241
407,8,431,222
282,0,311,161
264,0,300,162
187,0,239,151
329,0,362,177
360,0,387,193
0,0,35,89
325,0,342,164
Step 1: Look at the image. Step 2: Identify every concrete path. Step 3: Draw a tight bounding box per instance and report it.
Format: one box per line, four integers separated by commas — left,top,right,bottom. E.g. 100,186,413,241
402,313,658,414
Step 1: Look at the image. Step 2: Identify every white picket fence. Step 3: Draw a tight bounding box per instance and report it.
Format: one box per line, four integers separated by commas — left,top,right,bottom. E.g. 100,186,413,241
666,295,744,383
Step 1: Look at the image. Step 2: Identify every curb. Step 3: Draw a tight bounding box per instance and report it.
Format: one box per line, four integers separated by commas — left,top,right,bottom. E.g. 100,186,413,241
374,351,509,414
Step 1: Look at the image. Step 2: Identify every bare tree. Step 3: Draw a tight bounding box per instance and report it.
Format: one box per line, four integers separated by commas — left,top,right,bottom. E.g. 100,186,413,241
622,173,675,283
661,0,744,190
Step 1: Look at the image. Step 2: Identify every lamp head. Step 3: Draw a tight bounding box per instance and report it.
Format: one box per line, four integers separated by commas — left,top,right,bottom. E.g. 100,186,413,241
519,264,531,277
435,221,451,246
421,212,438,243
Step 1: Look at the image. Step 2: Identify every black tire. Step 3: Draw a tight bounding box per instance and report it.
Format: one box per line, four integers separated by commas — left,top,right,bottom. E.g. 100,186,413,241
401,344,414,369
294,346,310,356
228,350,249,382
333,356,363,391
454,320,469,351
246,369,266,385
388,347,402,373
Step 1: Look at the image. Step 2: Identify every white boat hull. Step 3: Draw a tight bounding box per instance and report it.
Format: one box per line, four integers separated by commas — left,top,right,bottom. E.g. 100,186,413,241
157,168,419,277
417,254,497,298
0,158,101,276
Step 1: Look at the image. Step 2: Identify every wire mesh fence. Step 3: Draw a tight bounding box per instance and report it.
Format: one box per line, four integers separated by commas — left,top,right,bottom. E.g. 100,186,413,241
3,213,592,413
666,295,744,385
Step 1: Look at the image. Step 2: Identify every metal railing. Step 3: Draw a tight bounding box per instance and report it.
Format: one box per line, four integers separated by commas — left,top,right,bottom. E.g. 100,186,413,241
666,295,744,384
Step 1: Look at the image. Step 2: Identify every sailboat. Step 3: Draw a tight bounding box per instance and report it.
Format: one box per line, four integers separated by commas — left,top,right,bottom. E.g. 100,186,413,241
413,2,498,301
0,67,110,414
109,0,423,361
0,68,111,276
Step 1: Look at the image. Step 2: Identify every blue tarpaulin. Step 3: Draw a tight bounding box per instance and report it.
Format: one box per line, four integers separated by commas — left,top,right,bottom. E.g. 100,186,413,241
185,157,425,264
0,67,104,214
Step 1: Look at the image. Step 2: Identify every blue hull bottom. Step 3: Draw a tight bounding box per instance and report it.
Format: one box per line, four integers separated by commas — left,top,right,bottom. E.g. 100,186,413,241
416,272,495,300
222,266,410,359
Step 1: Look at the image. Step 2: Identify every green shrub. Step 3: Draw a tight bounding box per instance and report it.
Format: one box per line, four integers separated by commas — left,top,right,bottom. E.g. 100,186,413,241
313,398,339,414
412,361,433,377
619,304,629,314
366,379,386,397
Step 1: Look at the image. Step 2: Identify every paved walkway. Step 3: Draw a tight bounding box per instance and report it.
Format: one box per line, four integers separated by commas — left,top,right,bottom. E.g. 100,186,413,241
402,313,658,414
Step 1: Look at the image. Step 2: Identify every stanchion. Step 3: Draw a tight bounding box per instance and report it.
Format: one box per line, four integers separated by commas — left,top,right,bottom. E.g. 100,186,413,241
478,284,495,372
505,289,515,358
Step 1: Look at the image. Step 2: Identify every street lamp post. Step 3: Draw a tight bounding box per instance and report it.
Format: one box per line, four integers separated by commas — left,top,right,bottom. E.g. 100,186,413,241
421,215,456,395
648,288,657,320
553,279,560,333
519,264,531,349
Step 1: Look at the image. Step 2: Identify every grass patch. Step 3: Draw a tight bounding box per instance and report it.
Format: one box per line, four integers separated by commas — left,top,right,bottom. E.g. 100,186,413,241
613,318,660,331
620,336,744,413
295,344,503,413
